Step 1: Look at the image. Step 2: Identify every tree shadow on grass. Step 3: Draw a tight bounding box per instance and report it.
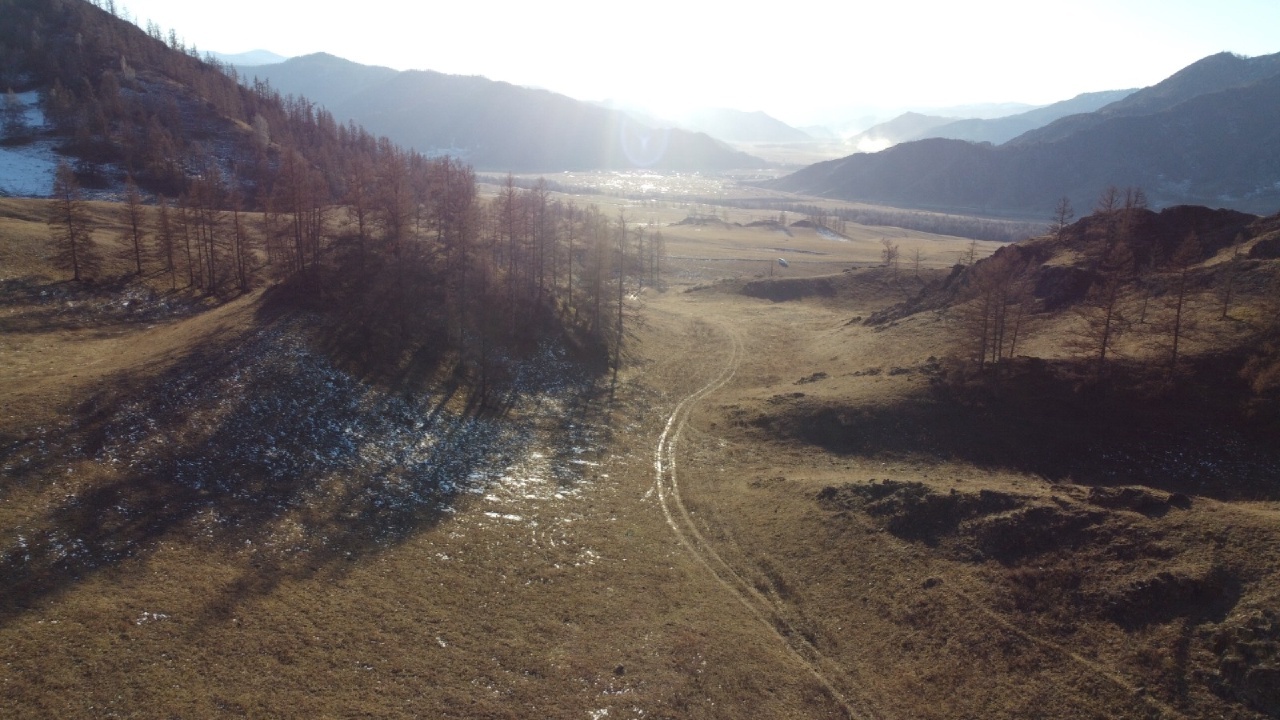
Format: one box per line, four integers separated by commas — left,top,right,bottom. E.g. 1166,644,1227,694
0,300,611,628
764,356,1280,501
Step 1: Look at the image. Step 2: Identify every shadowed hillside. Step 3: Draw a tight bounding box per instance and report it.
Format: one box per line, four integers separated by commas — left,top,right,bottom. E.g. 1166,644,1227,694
909,89,1137,146
768,51,1280,216
239,53,765,172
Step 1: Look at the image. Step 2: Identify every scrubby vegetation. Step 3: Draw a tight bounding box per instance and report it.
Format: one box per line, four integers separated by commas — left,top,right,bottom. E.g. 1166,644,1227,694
860,191,1280,432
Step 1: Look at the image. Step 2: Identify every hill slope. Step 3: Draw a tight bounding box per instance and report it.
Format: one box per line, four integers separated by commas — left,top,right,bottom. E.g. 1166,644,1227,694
0,0,407,204
1011,51,1280,147
910,89,1136,146
843,111,957,153
240,54,764,172
767,51,1280,217
676,107,813,143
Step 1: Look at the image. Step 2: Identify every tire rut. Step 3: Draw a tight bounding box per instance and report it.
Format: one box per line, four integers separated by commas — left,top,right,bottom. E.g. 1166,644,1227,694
652,319,878,720
648,304,1191,720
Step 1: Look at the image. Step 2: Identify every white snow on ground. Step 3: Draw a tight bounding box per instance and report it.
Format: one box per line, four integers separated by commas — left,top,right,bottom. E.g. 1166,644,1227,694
0,140,59,197
0,313,611,572
0,92,57,197
15,91,46,128
817,227,849,242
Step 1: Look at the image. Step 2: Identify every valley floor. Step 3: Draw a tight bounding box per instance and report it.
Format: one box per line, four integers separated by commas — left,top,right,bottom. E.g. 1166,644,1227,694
3,278,1279,719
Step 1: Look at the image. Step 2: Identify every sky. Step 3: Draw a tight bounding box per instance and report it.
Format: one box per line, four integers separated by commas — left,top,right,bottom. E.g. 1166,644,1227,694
112,0,1280,127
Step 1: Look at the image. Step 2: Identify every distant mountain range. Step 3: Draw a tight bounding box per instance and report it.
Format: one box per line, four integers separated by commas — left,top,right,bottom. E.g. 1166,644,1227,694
920,101,1038,119
675,108,813,143
238,53,764,172
840,91,1136,154
211,49,288,66
913,90,1137,146
844,112,959,153
767,51,1280,217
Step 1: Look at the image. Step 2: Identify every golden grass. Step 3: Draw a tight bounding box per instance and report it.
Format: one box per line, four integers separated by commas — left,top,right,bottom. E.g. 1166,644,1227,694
3,195,1278,719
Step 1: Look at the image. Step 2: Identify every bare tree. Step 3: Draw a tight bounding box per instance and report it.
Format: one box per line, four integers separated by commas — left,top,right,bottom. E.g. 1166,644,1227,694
531,178,552,305
154,194,178,290
228,188,254,293
498,174,524,333
614,209,628,375
1050,196,1074,241
120,174,147,275
880,237,900,273
955,251,1035,372
189,169,225,294
1096,185,1121,215
563,202,578,312
49,161,101,282
585,205,609,333
176,194,196,288
345,153,374,266
1069,233,1134,378
1125,186,1149,211
1157,232,1201,376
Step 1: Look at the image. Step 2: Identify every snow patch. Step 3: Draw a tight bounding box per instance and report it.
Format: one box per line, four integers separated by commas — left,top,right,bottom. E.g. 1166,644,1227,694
0,139,59,197
1,91,58,197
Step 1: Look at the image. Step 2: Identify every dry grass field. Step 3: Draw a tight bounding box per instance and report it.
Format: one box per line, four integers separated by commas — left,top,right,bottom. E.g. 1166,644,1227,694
3,195,1279,719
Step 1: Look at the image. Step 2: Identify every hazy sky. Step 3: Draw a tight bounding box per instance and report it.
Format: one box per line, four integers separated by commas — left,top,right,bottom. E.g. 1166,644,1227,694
115,0,1280,126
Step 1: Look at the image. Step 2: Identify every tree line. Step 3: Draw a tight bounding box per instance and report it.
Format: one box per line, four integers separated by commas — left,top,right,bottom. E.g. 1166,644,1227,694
489,177,1046,244
48,148,663,390
12,0,667,392
719,199,1046,243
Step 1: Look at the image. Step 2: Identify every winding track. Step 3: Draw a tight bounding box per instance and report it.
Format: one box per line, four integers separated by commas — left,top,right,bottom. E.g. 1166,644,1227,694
651,321,877,720
648,313,1186,720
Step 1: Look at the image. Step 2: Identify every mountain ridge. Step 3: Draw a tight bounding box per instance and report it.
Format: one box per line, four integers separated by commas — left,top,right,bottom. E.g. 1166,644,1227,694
211,49,288,66
1010,51,1280,146
767,51,1280,217
675,107,813,143
909,89,1137,146
240,53,765,172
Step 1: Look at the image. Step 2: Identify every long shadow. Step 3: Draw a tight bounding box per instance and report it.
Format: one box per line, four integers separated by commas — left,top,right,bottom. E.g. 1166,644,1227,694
0,299,610,628
764,357,1280,501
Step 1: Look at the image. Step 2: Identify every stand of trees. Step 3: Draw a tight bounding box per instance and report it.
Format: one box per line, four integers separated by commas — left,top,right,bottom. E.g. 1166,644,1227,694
301,161,644,395
11,0,650,390
719,199,1045,243
955,251,1035,372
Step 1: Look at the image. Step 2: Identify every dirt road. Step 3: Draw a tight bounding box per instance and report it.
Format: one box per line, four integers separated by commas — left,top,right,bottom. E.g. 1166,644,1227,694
648,302,874,719
609,287,1187,720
